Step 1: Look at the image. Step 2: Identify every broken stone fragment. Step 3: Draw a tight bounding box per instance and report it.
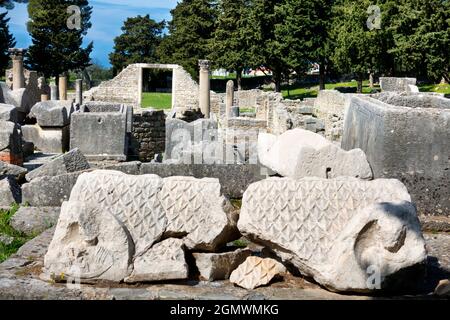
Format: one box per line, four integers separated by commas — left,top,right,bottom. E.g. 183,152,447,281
69,170,167,256
25,148,90,181
229,256,287,290
125,238,188,283
44,201,133,282
238,177,427,293
193,248,252,281
0,176,21,206
434,279,450,297
0,161,27,180
0,103,18,122
258,129,372,179
29,100,75,127
159,176,238,251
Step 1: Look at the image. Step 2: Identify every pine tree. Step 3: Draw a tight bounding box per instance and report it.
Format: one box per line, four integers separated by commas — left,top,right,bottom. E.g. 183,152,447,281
26,0,93,78
209,0,253,89
275,0,334,90
330,0,385,93
109,15,165,74
247,0,288,92
0,0,29,10
388,0,450,82
0,11,16,74
158,0,218,80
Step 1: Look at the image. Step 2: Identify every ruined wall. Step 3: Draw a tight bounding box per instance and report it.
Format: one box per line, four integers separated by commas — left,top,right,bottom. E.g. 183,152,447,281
84,64,140,106
130,109,166,163
314,90,349,143
379,77,417,92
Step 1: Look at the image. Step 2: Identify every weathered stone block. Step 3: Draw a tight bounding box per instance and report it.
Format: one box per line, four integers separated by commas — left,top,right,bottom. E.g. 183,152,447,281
0,161,27,180
0,176,21,206
238,177,427,292
26,148,90,181
22,125,69,153
22,171,87,207
10,207,60,236
70,104,132,161
342,95,450,216
380,77,417,92
258,129,372,179
0,104,18,122
125,238,188,283
193,249,252,281
229,256,287,290
29,101,76,127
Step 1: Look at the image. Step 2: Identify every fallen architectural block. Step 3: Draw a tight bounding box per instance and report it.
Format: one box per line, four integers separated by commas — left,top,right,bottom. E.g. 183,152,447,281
26,148,90,181
44,170,238,282
380,77,417,92
70,103,133,161
21,171,87,207
258,129,372,179
45,201,133,282
0,120,23,165
193,249,252,281
29,101,76,127
0,176,21,206
0,161,27,180
10,207,60,236
342,95,450,216
160,176,237,251
125,238,188,283
22,125,69,154
0,104,18,122
229,256,287,290
238,177,427,292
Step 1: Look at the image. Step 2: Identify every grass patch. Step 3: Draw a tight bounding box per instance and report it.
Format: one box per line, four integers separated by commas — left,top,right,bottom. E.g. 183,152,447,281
419,83,450,94
282,80,380,100
0,204,32,263
239,107,256,113
142,92,172,110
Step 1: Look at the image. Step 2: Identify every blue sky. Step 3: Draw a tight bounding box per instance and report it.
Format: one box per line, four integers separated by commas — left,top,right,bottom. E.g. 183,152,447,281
2,0,179,67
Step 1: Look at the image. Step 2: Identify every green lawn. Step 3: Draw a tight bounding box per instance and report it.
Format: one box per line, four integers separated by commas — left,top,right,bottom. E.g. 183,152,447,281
142,92,172,110
0,204,33,263
282,80,450,100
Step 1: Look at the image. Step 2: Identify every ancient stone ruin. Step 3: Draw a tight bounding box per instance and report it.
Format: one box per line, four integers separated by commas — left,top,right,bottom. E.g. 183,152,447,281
0,51,448,300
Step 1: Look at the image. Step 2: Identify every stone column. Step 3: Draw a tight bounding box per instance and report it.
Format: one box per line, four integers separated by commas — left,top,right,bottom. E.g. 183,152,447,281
75,79,83,106
50,84,58,101
59,75,67,100
8,48,26,90
198,60,211,118
226,80,234,118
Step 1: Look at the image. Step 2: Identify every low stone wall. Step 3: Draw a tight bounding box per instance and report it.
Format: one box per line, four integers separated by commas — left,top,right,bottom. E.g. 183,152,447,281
314,90,349,142
380,77,417,92
130,109,166,162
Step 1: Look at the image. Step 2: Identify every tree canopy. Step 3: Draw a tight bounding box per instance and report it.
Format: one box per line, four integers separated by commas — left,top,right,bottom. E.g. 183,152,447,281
26,0,93,78
0,11,16,74
109,15,165,74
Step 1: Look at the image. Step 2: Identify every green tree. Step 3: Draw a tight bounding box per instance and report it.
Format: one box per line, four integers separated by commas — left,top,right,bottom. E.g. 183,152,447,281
388,0,450,82
158,0,218,80
275,0,334,90
331,0,384,93
0,0,28,10
26,0,93,78
0,11,16,74
209,0,253,90
247,0,289,92
109,15,165,75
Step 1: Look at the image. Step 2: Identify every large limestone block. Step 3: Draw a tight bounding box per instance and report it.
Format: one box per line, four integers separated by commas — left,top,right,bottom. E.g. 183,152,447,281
0,121,21,154
26,148,90,181
125,238,188,283
0,177,21,206
29,101,75,127
10,207,60,236
238,177,427,292
229,257,287,290
258,129,372,179
69,170,167,256
159,176,236,251
0,104,18,122
21,171,86,207
0,161,27,180
193,249,252,281
44,201,132,282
